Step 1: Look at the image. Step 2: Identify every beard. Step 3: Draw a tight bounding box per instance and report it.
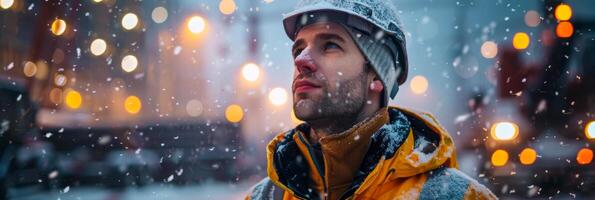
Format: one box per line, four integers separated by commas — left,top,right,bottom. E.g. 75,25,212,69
293,72,368,122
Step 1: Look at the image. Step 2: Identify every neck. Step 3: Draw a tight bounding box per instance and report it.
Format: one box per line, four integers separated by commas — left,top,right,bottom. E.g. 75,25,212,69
307,103,382,143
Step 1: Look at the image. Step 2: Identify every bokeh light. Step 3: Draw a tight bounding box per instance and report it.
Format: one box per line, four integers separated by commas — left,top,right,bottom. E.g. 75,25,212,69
524,10,541,27
225,104,243,123
556,21,574,38
410,75,428,94
54,74,67,86
491,149,509,167
65,89,82,109
512,32,530,50
121,55,138,73
152,7,168,24
0,0,14,9
241,63,260,82
555,4,572,21
49,88,63,104
187,16,206,34
577,148,593,165
490,122,519,141
121,13,139,30
219,0,237,15
586,121,595,139
51,19,67,36
269,87,288,106
480,41,498,59
186,99,203,117
519,148,537,165
23,61,37,77
124,96,142,114
90,38,107,56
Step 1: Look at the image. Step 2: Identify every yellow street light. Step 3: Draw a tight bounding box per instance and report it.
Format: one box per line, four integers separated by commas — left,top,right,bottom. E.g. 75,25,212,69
491,149,509,167
51,18,67,36
519,148,537,165
0,0,14,9
225,104,244,123
512,32,530,50
64,89,82,109
555,4,572,21
124,95,142,114
585,121,595,139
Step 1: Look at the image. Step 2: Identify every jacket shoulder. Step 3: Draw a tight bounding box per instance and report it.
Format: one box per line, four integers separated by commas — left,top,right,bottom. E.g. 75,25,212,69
246,177,285,200
420,168,497,200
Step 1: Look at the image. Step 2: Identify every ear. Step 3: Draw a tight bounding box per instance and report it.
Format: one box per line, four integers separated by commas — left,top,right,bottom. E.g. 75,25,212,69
368,73,384,93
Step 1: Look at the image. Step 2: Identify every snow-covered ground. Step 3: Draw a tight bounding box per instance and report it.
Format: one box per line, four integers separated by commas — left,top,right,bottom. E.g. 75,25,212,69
10,181,256,200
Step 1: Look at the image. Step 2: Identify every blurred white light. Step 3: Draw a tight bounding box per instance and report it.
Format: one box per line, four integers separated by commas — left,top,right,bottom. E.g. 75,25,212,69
269,87,288,106
481,41,498,59
121,55,138,73
491,122,519,141
0,0,14,9
410,75,428,94
122,13,139,30
90,38,107,56
242,63,260,82
186,99,203,117
187,16,206,34
586,121,595,139
151,7,168,24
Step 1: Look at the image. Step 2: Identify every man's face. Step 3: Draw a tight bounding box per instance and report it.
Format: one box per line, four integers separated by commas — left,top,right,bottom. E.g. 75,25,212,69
291,22,370,121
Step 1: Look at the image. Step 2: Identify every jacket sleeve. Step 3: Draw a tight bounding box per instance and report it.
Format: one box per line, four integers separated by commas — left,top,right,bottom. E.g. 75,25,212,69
463,181,498,200
245,177,286,200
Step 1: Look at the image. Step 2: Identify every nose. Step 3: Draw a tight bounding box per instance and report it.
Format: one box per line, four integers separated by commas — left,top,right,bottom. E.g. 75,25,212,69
294,48,317,75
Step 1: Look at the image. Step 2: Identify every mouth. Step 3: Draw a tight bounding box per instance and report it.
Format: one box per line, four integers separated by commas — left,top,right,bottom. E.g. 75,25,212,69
293,80,321,94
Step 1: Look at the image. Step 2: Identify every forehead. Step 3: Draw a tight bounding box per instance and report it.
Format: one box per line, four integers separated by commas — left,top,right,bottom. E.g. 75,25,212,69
295,22,351,40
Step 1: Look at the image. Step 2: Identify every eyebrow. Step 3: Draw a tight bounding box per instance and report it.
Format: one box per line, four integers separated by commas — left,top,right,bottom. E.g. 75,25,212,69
291,32,347,53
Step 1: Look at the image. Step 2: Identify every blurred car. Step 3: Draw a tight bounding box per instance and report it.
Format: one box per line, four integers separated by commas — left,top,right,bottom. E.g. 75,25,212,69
459,4,595,198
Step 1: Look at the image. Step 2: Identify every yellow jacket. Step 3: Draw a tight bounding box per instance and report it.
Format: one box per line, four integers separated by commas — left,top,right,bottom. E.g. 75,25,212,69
246,107,497,200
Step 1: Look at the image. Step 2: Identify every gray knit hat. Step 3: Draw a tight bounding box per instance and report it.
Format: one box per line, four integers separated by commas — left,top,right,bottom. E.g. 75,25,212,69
283,0,408,106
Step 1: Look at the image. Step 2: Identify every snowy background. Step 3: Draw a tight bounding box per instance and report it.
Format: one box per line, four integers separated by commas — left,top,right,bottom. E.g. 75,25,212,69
1,0,594,199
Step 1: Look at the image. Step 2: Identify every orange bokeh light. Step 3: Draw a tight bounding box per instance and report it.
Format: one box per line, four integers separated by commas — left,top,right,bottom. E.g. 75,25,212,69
556,21,573,38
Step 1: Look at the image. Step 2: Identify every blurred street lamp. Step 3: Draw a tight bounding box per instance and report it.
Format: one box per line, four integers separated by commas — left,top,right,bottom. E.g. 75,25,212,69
65,89,82,109
122,13,139,30
23,61,37,77
480,41,498,59
555,3,572,21
152,7,168,24
121,55,138,72
54,74,67,86
51,18,67,36
556,21,574,38
124,96,142,114
90,38,107,56
491,149,509,167
219,0,237,15
225,104,244,123
512,32,530,50
519,148,537,165
576,148,593,165
0,0,13,9
241,63,261,82
490,122,519,141
269,87,288,106
410,75,428,94
187,16,206,34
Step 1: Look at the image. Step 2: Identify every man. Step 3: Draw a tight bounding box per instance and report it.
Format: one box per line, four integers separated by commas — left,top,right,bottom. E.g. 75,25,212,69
246,0,497,199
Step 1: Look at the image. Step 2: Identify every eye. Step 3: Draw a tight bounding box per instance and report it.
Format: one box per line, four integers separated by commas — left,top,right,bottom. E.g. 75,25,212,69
292,48,303,58
323,42,342,52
